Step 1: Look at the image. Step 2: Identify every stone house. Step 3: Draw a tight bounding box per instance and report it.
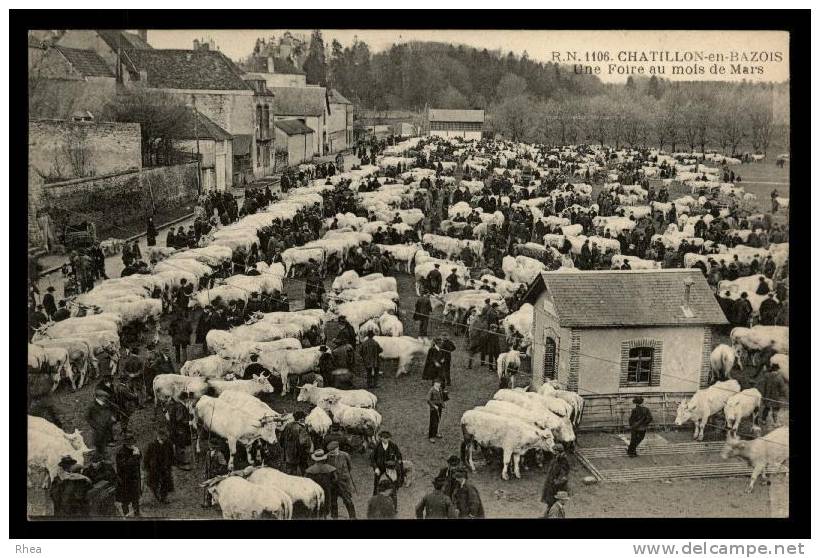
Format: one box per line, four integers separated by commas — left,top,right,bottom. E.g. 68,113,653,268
271,86,328,157
274,119,315,166
427,108,484,141
525,269,727,403
327,89,353,154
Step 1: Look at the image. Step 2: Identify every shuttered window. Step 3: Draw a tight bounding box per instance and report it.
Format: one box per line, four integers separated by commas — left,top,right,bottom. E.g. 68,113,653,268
627,347,654,385
620,339,663,388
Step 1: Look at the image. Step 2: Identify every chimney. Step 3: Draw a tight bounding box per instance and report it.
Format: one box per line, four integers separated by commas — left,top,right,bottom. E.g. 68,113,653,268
193,39,200,50
683,278,694,306
267,56,274,73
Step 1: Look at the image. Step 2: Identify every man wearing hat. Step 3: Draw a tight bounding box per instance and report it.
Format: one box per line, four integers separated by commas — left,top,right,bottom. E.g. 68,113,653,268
416,476,457,519
541,443,570,508
426,263,442,294
49,455,92,518
758,363,788,427
144,428,174,504
305,449,338,519
436,455,465,499
422,338,446,383
280,411,312,476
326,440,356,518
42,286,57,320
426,378,446,443
439,333,456,388
335,314,357,350
370,431,404,496
545,491,570,518
82,451,117,486
84,390,116,459
367,479,397,519
115,433,142,517
452,468,485,518
413,290,433,337
627,396,653,457
28,304,49,342
360,329,383,389
759,291,781,326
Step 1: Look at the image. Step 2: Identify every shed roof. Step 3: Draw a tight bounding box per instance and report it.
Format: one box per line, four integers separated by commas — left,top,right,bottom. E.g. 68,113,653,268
428,108,484,123
53,46,116,78
271,86,327,117
525,269,728,328
328,88,352,105
275,119,315,136
126,49,251,91
169,110,232,141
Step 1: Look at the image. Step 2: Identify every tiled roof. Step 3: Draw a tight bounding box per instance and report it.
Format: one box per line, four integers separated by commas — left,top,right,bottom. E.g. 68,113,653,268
169,110,232,141
54,46,115,78
526,269,728,328
126,49,251,91
271,86,327,117
97,30,152,52
275,119,314,136
428,108,484,123
328,88,352,105
243,55,305,75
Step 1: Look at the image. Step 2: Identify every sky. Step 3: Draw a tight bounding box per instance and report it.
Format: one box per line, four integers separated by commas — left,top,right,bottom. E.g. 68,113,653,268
148,29,790,84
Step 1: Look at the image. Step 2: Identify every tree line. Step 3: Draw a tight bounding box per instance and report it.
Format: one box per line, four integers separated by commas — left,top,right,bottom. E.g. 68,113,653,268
297,30,789,155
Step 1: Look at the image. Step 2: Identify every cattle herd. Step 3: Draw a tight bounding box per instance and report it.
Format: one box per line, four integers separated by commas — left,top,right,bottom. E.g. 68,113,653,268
28,133,790,519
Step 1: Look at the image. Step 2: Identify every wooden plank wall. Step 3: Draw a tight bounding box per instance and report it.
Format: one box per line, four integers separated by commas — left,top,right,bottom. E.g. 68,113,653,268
578,392,693,433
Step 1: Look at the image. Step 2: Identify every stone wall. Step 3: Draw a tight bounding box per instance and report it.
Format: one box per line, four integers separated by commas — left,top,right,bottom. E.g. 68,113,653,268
29,120,141,181
34,162,199,241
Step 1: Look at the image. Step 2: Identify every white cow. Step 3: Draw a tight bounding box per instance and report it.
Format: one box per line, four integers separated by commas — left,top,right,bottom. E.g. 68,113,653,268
320,395,383,445
721,427,789,492
674,379,742,440
373,336,433,377
460,409,555,480
27,416,90,488
153,374,210,405
723,388,762,436
194,396,279,469
247,467,325,515
206,476,293,519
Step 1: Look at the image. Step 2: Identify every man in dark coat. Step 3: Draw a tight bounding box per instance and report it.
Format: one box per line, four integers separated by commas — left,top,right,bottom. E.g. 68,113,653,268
304,449,338,518
144,429,174,503
42,286,57,319
85,391,116,459
435,455,464,500
422,338,446,382
50,456,92,518
753,339,779,382
758,364,788,426
115,433,142,516
426,264,443,294
82,451,117,486
334,315,357,349
439,333,456,388
627,396,654,457
541,443,570,507
733,293,753,327
326,441,357,519
145,347,175,404
360,330,383,389
416,476,457,518
280,411,312,475
167,394,192,470
759,292,781,326
367,479,397,519
414,292,433,337
452,468,485,518
168,312,193,364
370,431,404,495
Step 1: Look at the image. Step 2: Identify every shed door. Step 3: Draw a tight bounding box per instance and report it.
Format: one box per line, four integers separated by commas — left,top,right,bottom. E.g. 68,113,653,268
544,337,557,381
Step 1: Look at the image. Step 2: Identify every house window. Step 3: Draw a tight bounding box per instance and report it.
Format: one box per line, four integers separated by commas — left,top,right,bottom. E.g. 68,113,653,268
543,337,557,381
620,339,663,388
627,347,654,385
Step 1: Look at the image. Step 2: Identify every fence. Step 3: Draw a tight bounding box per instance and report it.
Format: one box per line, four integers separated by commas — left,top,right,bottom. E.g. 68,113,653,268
578,392,693,433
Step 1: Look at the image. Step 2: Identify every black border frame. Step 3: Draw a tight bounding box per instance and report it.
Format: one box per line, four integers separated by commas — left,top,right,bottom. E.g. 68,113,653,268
11,9,810,539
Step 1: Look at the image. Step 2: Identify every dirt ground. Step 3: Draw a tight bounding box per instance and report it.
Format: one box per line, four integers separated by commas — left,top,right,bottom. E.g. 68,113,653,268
30,159,789,519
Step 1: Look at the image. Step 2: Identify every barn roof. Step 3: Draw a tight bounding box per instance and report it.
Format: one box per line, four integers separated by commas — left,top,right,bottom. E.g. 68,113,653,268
126,49,251,91
328,88,352,105
169,110,232,141
275,119,315,136
271,86,328,116
428,108,484,123
53,46,116,78
525,269,728,328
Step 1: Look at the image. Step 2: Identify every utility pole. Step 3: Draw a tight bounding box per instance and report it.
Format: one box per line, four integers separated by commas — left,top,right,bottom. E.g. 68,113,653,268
193,94,202,195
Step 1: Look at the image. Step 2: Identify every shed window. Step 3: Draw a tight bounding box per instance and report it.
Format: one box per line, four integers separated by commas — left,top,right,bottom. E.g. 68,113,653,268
627,347,654,385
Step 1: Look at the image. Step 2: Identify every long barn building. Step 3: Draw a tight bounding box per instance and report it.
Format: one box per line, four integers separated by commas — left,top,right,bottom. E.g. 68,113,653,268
427,108,484,141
